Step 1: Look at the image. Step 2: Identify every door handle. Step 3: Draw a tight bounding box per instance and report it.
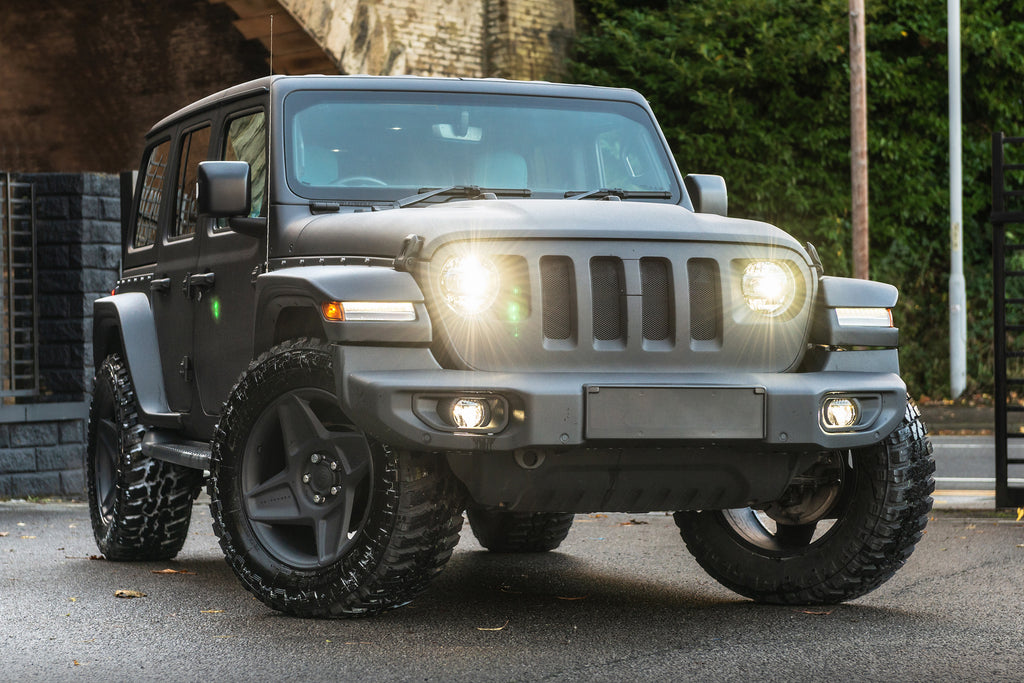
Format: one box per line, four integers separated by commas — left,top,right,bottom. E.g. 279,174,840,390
150,277,171,293
188,272,216,289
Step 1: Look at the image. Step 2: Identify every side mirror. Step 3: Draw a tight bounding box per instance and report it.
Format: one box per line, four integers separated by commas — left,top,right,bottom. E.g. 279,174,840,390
684,174,728,217
197,161,251,218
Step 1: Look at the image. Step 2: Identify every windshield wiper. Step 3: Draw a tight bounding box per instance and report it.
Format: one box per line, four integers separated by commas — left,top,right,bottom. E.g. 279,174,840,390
395,185,531,208
564,188,672,200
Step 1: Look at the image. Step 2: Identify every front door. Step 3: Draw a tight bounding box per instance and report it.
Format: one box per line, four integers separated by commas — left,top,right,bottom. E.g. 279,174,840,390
193,105,268,421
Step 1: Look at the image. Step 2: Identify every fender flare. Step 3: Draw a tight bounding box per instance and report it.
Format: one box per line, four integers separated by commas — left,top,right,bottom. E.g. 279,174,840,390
253,266,432,352
810,276,899,347
93,293,182,428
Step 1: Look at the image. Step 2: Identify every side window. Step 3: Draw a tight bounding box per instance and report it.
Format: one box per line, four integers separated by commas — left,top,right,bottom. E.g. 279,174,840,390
172,125,212,239
222,111,267,224
133,140,171,249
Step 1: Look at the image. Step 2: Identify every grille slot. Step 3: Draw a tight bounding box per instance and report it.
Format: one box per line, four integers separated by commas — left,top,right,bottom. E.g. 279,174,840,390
590,257,626,342
540,256,575,340
641,258,672,341
687,258,721,342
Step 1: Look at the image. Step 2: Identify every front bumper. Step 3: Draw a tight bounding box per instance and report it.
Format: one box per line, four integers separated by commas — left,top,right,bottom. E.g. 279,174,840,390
335,346,906,453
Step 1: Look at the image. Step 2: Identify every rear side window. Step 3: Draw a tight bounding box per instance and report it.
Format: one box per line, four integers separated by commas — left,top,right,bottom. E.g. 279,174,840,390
133,140,171,248
172,125,212,239
223,111,267,220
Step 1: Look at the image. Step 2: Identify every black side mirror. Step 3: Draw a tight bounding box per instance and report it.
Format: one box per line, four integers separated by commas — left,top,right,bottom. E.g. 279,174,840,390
197,161,251,218
683,174,728,216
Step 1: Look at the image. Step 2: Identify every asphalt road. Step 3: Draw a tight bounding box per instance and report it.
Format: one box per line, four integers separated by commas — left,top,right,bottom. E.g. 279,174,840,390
1,497,1022,682
931,435,1024,508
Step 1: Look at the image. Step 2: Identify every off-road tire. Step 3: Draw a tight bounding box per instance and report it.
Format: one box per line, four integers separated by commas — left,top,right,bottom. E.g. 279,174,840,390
674,398,934,605
209,338,464,618
467,508,575,552
86,354,202,561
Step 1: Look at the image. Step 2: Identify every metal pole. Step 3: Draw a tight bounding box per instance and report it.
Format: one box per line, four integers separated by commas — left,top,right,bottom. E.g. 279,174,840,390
850,0,869,280
948,0,967,398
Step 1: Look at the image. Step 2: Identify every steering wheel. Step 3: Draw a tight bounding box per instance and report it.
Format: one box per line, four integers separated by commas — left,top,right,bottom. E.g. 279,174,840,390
333,176,388,187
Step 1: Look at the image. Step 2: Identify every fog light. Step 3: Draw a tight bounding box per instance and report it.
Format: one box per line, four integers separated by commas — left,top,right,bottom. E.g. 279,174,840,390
823,398,859,429
450,398,490,429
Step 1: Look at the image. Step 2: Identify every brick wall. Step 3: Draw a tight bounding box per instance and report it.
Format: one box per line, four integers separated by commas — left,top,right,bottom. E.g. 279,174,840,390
0,173,120,499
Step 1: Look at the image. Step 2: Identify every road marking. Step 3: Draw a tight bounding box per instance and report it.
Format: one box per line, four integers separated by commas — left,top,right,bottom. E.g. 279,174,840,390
935,477,1024,485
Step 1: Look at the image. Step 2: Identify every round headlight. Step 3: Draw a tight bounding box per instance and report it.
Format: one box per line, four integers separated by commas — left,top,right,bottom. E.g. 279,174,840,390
440,255,500,316
742,261,796,316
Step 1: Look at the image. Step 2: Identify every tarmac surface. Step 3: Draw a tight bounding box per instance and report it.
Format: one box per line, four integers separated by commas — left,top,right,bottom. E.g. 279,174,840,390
1,497,1022,682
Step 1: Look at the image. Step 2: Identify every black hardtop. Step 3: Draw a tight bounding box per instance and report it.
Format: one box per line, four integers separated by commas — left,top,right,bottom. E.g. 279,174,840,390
148,75,651,139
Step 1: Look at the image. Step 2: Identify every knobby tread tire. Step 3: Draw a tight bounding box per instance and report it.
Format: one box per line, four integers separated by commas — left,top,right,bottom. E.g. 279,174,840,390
467,508,575,553
208,338,464,618
86,354,202,561
674,398,935,605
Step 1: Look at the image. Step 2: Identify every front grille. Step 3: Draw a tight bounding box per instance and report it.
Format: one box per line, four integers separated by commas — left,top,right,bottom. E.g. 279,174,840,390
640,258,672,341
687,258,721,342
540,256,575,340
590,257,626,342
430,239,810,374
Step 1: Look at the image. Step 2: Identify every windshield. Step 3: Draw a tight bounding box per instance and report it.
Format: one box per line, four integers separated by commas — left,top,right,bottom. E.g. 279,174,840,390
283,90,679,202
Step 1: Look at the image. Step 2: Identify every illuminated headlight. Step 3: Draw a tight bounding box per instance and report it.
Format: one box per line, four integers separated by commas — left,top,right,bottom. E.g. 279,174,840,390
742,261,796,315
440,255,500,316
822,397,860,429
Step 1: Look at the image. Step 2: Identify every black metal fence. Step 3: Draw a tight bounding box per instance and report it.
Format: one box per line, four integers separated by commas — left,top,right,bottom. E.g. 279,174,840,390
0,173,39,400
990,133,1024,508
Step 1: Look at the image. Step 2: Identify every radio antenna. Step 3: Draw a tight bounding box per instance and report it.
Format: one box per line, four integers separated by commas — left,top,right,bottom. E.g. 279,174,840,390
269,13,274,75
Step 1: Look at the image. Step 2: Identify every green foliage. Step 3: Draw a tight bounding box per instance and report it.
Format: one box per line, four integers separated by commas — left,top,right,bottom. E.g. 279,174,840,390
569,0,1024,397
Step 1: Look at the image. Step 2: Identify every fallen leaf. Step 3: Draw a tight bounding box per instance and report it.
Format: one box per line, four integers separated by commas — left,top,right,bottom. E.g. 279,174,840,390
200,610,224,614
588,514,607,519
90,555,105,561
20,535,36,539
797,609,833,616
619,519,649,526
211,635,235,639
68,597,77,603
1016,544,1024,548
477,619,510,631
73,660,80,666
151,568,195,575
557,595,588,601
0,532,8,537
965,524,976,530
114,590,146,599
16,522,25,527
1017,508,1023,522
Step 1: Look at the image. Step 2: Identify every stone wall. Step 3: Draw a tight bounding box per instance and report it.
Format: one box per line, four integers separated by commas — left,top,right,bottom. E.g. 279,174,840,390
0,173,121,499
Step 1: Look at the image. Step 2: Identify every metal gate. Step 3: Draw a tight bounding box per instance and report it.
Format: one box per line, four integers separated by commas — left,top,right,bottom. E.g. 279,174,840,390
990,133,1024,507
0,173,40,400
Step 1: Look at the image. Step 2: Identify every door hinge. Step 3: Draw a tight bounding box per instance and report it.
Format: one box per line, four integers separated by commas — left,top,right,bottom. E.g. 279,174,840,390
178,355,194,383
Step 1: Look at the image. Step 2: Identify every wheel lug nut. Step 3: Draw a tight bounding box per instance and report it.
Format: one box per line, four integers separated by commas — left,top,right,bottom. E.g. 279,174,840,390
330,486,338,495
329,461,337,471
310,454,321,464
302,474,310,484
313,494,323,503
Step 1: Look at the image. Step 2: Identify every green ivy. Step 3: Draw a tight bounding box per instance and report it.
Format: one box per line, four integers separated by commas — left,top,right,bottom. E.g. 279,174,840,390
570,0,1024,397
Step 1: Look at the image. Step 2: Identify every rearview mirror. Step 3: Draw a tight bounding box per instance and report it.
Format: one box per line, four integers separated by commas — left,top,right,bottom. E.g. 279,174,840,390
684,174,728,217
197,161,251,218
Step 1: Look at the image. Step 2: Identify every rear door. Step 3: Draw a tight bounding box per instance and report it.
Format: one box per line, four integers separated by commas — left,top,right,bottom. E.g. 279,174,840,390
151,121,213,413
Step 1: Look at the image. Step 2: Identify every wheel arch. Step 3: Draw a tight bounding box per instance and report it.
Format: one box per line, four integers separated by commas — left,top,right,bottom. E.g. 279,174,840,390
253,266,431,355
92,293,181,428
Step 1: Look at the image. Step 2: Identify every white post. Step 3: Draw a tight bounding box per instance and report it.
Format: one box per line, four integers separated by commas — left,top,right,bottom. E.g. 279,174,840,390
949,0,967,398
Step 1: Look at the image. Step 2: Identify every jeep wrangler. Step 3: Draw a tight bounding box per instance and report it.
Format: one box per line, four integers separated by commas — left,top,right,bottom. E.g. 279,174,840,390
88,75,934,617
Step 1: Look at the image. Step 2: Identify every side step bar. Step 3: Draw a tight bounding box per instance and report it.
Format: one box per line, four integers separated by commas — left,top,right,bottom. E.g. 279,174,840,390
141,430,212,470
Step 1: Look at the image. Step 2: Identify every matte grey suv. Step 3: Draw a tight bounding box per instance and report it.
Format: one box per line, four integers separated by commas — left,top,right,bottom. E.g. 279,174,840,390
87,75,934,617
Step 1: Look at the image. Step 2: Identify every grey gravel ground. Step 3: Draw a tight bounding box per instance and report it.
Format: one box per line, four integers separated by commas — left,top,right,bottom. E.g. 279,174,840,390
1,499,1022,682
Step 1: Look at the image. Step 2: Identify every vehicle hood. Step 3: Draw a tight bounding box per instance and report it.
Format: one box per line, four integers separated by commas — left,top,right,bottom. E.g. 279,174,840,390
281,199,809,263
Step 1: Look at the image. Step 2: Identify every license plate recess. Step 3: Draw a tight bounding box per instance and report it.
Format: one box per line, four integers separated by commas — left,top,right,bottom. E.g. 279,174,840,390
585,386,765,439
